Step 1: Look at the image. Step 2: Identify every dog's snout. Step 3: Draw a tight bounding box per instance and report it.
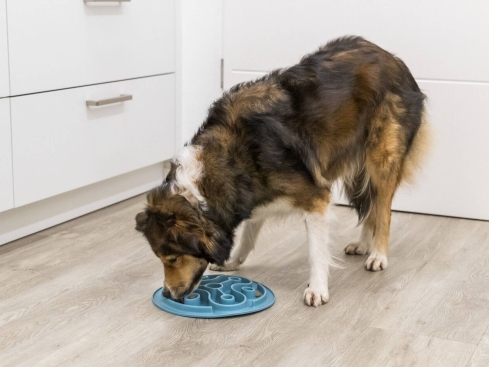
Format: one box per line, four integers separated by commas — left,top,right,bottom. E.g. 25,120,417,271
162,287,171,299
163,284,193,301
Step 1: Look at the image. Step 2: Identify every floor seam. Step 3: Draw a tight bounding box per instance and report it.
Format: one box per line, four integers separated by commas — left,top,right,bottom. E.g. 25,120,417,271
329,326,372,367
464,323,489,367
364,221,451,330
366,257,430,330
327,256,430,366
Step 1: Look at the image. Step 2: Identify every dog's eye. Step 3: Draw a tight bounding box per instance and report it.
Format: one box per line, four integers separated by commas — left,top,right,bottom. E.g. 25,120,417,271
169,257,179,264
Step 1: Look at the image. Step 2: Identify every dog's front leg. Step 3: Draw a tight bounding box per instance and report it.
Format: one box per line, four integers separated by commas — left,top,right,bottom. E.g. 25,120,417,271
303,210,331,307
210,219,264,271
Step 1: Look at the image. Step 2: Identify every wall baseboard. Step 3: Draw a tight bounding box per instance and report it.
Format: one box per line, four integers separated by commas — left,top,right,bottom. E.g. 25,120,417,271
0,162,168,246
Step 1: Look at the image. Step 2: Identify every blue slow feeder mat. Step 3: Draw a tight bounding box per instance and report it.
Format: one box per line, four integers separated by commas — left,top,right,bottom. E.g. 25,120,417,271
152,274,275,318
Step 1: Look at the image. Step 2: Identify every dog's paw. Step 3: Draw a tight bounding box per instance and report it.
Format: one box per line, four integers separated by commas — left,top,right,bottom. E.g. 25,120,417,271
209,261,240,272
344,242,369,255
365,251,388,271
303,287,329,307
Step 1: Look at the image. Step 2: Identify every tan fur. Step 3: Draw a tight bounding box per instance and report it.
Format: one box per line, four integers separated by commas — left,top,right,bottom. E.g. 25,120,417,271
401,113,433,185
160,254,207,294
308,195,331,215
224,82,289,123
362,94,429,256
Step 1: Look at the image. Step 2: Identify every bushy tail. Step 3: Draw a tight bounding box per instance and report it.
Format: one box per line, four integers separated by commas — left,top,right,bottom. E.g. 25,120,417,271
400,113,432,186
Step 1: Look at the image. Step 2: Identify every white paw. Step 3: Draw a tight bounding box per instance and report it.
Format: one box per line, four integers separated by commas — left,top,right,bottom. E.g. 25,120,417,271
344,242,369,255
209,261,240,272
303,287,329,307
365,251,388,271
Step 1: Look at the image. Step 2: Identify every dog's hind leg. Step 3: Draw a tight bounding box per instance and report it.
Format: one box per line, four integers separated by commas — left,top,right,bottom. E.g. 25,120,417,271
344,212,374,255
342,161,376,256
363,181,396,271
210,219,264,271
363,108,405,271
303,198,332,307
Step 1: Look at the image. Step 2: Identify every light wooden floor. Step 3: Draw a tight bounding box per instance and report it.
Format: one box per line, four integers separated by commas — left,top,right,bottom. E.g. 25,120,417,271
1,195,489,367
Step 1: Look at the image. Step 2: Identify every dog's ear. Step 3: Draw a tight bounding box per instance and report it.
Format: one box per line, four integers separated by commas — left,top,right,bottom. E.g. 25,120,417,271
135,211,148,232
165,161,178,182
197,222,233,265
154,212,176,229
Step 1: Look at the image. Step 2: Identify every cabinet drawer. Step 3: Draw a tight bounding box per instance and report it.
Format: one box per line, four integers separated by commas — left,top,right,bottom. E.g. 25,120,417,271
7,0,175,95
0,99,13,212
0,0,8,98
12,75,175,207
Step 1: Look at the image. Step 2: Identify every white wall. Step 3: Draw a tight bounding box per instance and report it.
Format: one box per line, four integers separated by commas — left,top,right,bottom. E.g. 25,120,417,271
176,0,223,147
0,0,9,98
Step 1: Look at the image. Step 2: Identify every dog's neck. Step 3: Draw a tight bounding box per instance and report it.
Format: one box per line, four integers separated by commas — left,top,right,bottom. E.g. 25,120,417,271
172,145,251,234
171,145,208,210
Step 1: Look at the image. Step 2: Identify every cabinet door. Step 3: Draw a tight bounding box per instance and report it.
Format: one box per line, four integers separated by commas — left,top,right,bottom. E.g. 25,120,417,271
12,74,175,207
0,0,9,97
0,99,13,212
7,0,175,95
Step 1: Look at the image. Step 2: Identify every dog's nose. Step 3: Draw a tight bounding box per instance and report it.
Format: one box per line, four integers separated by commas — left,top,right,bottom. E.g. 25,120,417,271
162,287,171,299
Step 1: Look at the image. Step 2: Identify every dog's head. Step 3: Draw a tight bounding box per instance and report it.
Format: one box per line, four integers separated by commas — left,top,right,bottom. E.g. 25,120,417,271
135,182,232,300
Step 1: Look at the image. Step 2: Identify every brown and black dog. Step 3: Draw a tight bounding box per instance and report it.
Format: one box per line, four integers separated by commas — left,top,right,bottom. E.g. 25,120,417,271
135,36,430,307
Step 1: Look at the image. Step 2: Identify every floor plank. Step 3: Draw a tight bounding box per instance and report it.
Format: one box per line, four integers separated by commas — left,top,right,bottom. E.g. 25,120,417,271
334,327,475,367
370,217,489,344
467,329,489,367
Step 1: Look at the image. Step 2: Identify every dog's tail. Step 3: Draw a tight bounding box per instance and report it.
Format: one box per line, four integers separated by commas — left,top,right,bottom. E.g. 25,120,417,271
400,112,433,186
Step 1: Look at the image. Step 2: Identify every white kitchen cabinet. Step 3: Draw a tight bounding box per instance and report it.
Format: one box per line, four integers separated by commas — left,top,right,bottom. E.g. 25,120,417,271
223,0,489,88
12,74,175,207
0,0,9,98
0,99,13,212
7,0,175,95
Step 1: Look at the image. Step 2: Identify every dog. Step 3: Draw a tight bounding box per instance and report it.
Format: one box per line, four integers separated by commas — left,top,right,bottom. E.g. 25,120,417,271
135,36,430,307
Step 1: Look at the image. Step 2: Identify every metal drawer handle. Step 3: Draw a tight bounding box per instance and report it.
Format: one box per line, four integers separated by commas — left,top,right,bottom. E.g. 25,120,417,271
84,0,130,3
86,94,132,107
